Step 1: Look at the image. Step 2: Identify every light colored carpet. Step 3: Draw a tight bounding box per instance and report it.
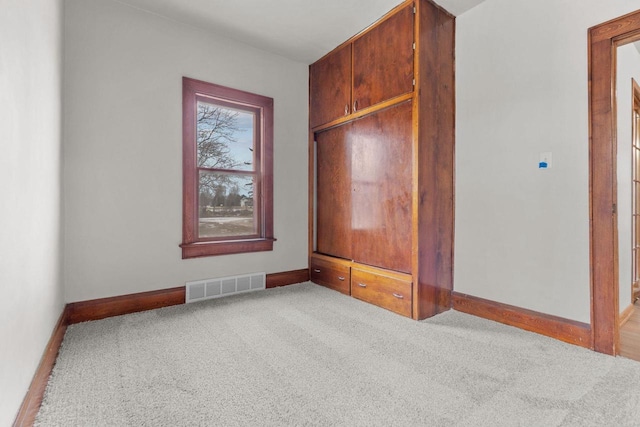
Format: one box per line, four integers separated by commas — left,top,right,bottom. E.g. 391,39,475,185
36,282,640,426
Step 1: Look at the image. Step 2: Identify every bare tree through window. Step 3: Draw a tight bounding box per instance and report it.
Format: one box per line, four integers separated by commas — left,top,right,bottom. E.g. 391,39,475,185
196,101,257,238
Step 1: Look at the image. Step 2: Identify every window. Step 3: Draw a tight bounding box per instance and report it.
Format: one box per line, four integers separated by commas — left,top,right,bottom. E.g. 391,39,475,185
180,77,274,258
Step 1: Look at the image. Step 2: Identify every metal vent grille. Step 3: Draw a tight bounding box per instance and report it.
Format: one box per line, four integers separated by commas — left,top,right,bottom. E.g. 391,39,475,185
186,272,266,303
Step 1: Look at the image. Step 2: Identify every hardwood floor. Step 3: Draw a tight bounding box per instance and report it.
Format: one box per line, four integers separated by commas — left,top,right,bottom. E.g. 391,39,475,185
620,300,640,362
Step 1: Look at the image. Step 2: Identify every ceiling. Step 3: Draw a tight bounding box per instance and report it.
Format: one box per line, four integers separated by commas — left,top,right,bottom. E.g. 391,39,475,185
114,0,485,64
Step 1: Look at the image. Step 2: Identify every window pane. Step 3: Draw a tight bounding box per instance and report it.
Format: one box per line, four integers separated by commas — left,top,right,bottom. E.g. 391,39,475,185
198,172,256,238
197,101,255,171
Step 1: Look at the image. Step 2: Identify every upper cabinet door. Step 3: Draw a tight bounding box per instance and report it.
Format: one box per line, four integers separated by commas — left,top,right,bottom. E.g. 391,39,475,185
352,4,414,111
309,44,352,129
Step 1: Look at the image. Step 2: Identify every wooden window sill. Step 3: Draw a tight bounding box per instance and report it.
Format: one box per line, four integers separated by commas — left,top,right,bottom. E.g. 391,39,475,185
180,238,276,259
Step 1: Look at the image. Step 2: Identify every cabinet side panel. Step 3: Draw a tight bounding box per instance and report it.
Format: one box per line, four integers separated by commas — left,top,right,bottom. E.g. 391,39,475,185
351,101,413,273
416,1,455,319
316,125,353,259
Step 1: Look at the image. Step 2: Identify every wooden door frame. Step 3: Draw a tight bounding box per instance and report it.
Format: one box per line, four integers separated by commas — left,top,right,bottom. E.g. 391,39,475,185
589,10,640,354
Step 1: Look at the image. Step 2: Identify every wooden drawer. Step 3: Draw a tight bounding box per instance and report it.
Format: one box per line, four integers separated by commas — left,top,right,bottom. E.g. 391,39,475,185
310,255,351,295
351,266,412,317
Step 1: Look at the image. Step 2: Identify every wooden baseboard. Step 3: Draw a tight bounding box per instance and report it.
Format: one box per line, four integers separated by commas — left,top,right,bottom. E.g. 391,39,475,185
66,286,186,324
452,292,592,349
266,269,309,288
13,307,69,427
620,303,636,327
65,269,310,324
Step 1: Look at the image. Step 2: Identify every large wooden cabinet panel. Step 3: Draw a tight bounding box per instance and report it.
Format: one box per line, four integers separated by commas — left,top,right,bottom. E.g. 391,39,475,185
309,0,454,320
350,102,413,273
316,125,352,260
316,102,413,273
309,3,414,129
352,3,414,111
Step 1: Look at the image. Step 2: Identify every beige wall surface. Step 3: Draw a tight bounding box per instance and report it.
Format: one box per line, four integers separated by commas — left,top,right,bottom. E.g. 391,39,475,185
63,0,309,302
0,0,65,424
455,0,640,323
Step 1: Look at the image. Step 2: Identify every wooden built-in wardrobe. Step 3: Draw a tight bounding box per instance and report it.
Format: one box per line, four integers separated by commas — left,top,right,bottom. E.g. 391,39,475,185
308,0,454,320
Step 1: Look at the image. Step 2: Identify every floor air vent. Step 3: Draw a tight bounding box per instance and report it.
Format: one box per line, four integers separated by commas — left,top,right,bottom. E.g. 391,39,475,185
186,272,266,303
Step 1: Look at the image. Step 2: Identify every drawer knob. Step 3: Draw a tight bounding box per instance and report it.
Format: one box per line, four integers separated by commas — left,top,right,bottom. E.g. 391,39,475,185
313,269,321,273
357,283,367,288
338,276,345,281
392,293,404,299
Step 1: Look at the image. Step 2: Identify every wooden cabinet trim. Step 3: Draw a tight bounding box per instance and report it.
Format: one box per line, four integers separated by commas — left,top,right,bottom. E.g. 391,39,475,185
311,252,353,267
351,263,413,283
311,93,414,133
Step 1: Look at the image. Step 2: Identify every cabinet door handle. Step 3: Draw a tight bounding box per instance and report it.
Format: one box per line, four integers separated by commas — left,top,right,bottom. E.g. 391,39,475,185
353,100,358,112
357,283,367,288
313,269,321,273
392,293,404,299
344,104,349,115
338,276,345,281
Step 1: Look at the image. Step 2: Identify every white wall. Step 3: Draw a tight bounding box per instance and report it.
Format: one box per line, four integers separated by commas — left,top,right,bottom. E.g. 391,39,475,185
456,0,640,323
617,42,640,313
0,0,65,424
63,0,309,302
